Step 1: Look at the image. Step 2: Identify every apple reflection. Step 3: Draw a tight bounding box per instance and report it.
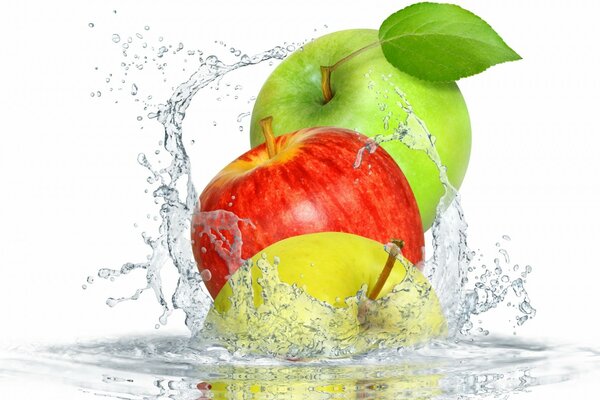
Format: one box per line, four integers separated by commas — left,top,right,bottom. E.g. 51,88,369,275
195,363,443,399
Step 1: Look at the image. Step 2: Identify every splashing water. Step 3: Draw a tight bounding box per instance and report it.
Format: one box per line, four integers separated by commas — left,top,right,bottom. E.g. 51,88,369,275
87,33,535,347
3,335,600,399
354,73,534,339
6,24,597,400
92,45,289,334
198,249,446,359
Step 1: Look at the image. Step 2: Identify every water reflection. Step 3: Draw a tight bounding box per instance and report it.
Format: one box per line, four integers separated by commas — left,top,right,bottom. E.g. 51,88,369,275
2,335,599,399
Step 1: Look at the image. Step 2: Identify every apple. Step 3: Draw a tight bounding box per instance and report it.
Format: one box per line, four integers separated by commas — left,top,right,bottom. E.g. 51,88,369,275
203,232,446,357
249,29,471,230
191,124,424,299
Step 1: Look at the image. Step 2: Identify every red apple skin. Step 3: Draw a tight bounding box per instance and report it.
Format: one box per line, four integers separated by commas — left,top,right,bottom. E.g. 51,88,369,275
191,127,424,299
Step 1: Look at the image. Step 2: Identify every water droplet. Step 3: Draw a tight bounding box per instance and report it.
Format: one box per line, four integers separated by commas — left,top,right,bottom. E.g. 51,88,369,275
96,91,102,97
106,298,118,307
519,300,535,315
131,83,138,95
90,92,95,97
200,269,212,281
512,279,525,297
88,23,94,28
200,247,207,254
112,34,121,43
137,116,143,121
82,284,87,290
155,324,160,329
87,276,95,284
499,248,510,264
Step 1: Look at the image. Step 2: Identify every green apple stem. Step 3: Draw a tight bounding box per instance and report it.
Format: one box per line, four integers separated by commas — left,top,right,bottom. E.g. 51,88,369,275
320,40,381,104
259,116,277,158
368,239,404,300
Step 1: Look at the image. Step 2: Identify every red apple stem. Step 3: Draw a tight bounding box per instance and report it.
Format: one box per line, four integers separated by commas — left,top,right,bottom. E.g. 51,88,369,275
368,239,405,300
259,116,277,158
320,40,381,104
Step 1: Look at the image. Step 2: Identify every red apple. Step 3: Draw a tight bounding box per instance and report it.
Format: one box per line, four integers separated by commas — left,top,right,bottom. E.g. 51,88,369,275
191,123,424,298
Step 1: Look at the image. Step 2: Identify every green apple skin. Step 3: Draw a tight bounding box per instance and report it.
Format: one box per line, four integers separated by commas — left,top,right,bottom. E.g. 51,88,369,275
250,29,471,230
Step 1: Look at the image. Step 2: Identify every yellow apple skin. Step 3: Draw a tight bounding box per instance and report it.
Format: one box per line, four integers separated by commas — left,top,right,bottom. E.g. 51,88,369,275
204,232,446,358
215,231,408,310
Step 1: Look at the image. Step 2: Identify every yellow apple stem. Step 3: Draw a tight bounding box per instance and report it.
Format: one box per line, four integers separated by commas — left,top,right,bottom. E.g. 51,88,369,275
259,116,277,158
320,40,381,104
368,239,405,300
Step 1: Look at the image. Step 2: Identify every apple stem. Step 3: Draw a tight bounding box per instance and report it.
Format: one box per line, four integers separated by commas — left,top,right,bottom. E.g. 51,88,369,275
320,66,334,104
259,116,277,158
320,40,381,104
368,239,405,300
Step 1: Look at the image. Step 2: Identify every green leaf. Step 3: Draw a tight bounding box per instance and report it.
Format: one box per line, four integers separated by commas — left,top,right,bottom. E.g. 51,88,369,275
379,2,521,82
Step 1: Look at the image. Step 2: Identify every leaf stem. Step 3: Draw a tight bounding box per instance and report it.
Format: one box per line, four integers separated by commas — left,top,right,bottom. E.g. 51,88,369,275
320,40,381,104
368,239,404,300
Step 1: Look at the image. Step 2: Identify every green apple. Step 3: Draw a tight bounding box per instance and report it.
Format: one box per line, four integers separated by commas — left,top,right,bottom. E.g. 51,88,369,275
204,232,446,357
250,29,471,230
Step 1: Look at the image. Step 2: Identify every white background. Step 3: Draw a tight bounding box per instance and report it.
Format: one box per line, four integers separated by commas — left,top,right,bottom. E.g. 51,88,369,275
1,0,599,398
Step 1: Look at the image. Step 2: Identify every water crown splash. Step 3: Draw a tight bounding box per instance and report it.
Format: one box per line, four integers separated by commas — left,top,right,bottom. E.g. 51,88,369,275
91,32,534,353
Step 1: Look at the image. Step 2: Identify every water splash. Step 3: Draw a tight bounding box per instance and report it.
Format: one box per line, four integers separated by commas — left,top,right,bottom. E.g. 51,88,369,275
89,28,534,349
2,336,599,399
1,22,590,400
198,242,446,358
94,43,289,334
358,74,535,337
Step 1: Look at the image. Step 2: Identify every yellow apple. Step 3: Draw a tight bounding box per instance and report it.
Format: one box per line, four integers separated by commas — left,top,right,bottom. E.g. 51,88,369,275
200,232,446,357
